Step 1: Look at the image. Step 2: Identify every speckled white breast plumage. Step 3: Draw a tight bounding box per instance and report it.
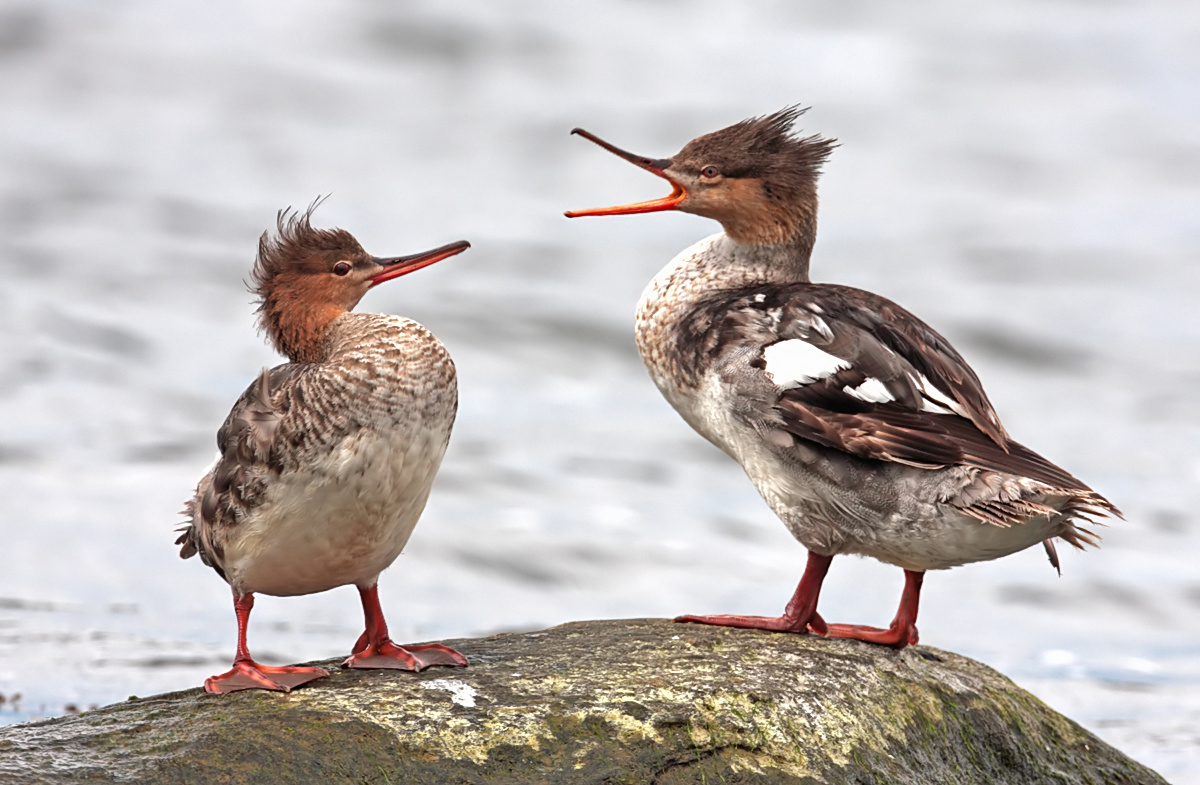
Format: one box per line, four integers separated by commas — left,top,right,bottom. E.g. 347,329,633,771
186,312,456,596
222,412,451,597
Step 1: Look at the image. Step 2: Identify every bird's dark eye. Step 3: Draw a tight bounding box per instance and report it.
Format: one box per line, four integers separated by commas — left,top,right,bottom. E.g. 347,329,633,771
701,166,720,179
333,262,352,276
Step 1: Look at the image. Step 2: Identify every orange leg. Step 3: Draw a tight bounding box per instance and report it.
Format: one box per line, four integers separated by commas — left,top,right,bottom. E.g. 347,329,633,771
342,584,468,671
675,551,832,635
824,569,923,649
205,593,330,694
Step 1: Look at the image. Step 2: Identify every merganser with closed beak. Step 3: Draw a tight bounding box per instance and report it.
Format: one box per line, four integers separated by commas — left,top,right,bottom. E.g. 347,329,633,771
566,107,1119,648
178,204,470,692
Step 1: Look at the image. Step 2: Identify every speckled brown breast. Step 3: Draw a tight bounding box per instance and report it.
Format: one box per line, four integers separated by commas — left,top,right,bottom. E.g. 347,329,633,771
179,311,457,594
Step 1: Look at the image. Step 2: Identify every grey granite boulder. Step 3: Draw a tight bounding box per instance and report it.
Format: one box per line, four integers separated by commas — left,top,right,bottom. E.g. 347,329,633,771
0,618,1168,784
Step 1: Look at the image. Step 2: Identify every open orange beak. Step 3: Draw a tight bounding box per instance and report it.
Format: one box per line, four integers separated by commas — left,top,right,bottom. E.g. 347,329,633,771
564,129,686,217
368,240,470,287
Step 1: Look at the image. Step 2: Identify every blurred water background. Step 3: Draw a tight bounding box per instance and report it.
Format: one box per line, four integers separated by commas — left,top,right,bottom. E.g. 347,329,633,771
0,0,1198,779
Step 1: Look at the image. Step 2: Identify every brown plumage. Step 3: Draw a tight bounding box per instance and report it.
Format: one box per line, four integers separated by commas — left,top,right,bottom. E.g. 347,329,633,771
673,107,836,186
253,207,377,363
566,108,1121,648
179,202,471,693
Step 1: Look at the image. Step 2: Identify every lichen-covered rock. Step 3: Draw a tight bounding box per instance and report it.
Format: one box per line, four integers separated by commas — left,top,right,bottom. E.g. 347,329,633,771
0,619,1167,784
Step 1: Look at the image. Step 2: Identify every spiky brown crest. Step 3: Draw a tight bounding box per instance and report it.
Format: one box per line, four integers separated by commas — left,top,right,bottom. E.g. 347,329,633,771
251,202,364,304
251,201,370,362
672,107,838,250
677,106,837,187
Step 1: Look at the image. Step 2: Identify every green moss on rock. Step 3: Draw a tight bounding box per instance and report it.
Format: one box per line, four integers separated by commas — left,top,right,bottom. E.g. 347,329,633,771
0,619,1168,784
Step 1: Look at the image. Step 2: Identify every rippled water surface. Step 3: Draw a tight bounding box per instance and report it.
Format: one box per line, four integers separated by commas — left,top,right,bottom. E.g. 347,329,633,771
1,1,1199,780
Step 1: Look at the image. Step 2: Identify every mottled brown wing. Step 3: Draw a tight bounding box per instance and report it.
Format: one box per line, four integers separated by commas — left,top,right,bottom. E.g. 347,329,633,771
176,364,296,577
773,403,962,469
706,284,1095,487
685,283,1120,547
823,284,1008,445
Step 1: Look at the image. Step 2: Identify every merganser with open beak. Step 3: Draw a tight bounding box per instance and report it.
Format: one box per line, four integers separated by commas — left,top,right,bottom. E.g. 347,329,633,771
178,204,470,692
566,108,1120,648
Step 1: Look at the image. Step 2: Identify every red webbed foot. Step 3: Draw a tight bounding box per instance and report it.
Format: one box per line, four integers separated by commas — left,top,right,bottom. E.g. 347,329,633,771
205,660,330,694
674,551,833,636
205,593,331,694
823,569,925,650
824,621,918,649
342,639,468,671
673,612,828,635
347,584,469,671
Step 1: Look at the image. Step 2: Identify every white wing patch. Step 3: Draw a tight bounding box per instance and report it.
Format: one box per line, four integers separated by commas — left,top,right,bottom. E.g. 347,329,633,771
845,377,894,404
762,339,972,422
914,374,970,418
763,339,848,389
